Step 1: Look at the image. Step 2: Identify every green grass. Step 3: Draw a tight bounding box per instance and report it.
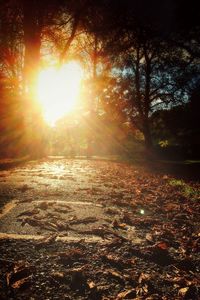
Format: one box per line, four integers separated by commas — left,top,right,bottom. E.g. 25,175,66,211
157,159,200,165
169,179,200,199
185,160,200,164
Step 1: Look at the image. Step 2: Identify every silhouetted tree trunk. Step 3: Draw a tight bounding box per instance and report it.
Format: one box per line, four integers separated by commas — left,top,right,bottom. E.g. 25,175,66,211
143,118,152,149
59,10,81,64
22,0,45,158
132,46,153,150
22,0,44,94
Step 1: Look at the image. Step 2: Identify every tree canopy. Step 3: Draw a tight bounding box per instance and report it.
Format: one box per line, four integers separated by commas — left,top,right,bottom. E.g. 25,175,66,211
0,0,199,157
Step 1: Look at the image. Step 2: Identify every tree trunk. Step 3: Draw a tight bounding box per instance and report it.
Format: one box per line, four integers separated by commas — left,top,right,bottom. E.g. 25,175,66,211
59,10,80,64
23,0,43,94
142,118,153,150
22,0,45,158
143,47,154,155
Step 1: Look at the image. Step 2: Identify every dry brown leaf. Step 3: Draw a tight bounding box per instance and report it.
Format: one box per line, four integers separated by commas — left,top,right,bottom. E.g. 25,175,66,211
138,273,151,284
146,233,153,242
52,271,64,277
51,271,65,282
6,263,35,289
136,284,148,296
116,289,136,299
35,234,57,248
103,254,121,264
87,280,96,289
17,209,39,217
106,269,124,281
70,216,97,225
11,277,32,290
178,287,189,297
156,241,168,250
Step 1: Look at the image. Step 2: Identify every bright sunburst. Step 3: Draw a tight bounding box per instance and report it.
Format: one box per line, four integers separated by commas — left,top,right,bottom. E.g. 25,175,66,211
37,61,83,126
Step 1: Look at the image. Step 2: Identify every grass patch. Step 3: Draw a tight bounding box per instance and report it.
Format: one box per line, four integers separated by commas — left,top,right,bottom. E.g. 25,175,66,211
169,179,200,199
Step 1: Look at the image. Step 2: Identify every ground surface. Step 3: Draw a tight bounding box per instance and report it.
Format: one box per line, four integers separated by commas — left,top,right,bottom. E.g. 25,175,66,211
0,158,199,300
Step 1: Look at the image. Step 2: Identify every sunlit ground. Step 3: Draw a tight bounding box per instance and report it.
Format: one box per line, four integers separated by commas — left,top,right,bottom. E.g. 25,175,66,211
37,61,83,126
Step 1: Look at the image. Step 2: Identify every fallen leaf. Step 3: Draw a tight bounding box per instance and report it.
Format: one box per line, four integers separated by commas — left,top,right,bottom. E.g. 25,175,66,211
105,269,124,282
138,273,151,284
87,280,96,289
178,287,189,297
51,271,64,279
116,289,136,299
11,277,32,290
70,216,97,225
6,263,35,289
17,209,39,217
102,254,121,266
136,284,148,296
155,241,168,250
35,234,57,248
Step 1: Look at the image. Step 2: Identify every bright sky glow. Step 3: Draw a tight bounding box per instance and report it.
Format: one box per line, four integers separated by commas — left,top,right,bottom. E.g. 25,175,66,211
37,61,83,126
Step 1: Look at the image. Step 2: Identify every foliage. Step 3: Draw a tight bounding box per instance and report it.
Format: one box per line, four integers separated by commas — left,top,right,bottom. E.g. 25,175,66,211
169,179,200,199
150,85,200,159
0,0,200,157
82,0,200,150
0,81,25,157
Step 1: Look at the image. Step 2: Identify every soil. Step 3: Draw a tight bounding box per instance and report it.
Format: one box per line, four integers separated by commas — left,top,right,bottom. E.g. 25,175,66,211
0,157,199,299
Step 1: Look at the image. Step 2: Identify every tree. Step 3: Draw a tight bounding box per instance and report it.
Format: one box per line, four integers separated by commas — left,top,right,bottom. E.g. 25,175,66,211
85,0,200,151
21,0,89,157
0,0,23,92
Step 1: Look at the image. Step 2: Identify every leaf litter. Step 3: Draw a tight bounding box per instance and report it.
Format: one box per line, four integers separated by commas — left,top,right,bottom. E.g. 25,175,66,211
0,158,199,299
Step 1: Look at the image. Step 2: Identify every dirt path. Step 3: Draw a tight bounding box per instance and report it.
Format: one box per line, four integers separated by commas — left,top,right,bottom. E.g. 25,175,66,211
0,158,199,299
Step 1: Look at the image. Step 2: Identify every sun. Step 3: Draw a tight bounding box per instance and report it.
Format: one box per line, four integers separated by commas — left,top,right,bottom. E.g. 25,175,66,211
37,61,83,126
